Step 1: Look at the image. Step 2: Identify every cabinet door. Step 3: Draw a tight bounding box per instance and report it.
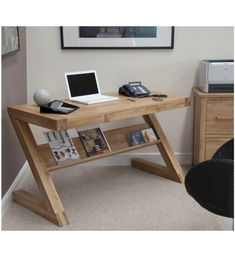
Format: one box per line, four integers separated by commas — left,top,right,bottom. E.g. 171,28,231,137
206,100,234,135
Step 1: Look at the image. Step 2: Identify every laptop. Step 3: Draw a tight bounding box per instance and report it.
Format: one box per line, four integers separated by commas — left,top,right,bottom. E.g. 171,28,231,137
64,70,119,105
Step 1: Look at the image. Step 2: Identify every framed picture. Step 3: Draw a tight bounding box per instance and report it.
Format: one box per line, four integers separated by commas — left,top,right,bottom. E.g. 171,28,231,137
60,26,174,49
1,26,20,55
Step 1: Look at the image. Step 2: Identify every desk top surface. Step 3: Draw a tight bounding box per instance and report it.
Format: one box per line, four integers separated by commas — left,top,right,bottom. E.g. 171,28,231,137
8,93,190,130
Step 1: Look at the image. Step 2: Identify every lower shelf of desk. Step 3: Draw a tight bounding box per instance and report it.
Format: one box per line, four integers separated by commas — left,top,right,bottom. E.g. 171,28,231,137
39,123,160,172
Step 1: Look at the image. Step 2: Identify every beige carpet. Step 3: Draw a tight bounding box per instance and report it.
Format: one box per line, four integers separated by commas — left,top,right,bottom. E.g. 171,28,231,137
2,165,233,230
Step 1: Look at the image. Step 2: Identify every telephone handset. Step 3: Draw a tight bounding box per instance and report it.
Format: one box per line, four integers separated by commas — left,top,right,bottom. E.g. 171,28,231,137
119,81,151,97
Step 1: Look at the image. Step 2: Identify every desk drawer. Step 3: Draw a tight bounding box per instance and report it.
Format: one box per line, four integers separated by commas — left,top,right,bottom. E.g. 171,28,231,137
205,137,232,160
206,100,233,135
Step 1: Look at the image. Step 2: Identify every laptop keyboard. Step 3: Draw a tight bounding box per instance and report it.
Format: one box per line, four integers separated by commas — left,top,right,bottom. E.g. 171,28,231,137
87,95,118,104
72,94,118,104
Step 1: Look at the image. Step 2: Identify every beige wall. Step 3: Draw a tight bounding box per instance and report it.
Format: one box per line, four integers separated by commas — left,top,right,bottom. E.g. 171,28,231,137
2,27,27,197
26,26,234,156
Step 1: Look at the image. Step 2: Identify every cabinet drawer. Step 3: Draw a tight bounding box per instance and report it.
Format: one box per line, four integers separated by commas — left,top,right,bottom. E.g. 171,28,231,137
205,137,232,160
206,100,233,134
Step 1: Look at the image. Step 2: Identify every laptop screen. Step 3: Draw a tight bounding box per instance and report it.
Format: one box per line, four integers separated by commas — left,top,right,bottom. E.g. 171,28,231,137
66,72,99,97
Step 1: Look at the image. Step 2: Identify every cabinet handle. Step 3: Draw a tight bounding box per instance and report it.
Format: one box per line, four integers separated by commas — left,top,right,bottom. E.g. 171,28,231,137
215,116,233,121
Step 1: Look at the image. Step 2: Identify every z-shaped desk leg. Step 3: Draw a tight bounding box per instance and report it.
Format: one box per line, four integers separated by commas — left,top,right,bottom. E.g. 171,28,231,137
131,113,185,183
9,115,69,227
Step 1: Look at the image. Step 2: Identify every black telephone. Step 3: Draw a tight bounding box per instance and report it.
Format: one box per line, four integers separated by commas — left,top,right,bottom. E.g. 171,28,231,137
119,81,151,97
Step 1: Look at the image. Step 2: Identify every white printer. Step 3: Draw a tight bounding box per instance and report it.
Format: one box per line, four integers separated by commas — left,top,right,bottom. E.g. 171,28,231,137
199,59,234,93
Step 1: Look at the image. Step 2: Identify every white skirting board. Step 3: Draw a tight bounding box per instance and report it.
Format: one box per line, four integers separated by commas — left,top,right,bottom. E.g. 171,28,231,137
1,153,192,217
1,161,30,218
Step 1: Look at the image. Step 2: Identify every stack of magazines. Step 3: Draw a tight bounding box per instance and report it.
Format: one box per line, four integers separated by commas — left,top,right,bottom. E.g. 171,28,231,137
44,130,80,164
77,127,111,157
127,128,157,146
44,127,111,164
44,127,157,165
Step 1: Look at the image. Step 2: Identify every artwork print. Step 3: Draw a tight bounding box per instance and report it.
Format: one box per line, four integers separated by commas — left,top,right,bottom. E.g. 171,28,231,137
2,27,20,55
61,26,174,49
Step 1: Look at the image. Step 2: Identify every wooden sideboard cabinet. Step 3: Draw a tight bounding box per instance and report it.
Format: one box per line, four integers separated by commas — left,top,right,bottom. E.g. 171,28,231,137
193,87,234,165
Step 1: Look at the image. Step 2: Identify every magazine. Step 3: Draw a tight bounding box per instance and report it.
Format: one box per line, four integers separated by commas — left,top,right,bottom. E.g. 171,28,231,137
44,130,80,164
141,128,157,143
127,128,157,146
77,127,111,156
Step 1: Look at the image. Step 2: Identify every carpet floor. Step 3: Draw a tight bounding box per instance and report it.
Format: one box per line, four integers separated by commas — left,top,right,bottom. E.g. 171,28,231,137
2,165,233,230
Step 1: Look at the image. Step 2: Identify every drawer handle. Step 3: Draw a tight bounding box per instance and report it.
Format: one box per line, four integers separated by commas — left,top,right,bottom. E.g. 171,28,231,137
215,116,233,121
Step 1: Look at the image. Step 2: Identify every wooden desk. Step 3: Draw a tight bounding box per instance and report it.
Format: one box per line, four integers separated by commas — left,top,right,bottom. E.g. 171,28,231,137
8,93,190,227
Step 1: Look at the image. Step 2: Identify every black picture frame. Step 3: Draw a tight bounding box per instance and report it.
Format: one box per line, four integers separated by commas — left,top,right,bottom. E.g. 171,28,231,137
60,26,174,49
